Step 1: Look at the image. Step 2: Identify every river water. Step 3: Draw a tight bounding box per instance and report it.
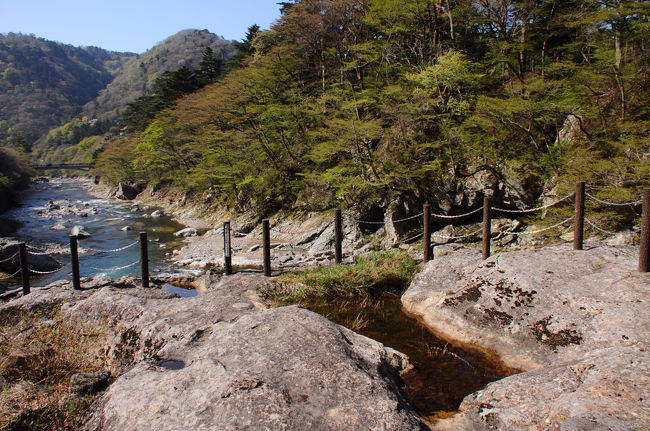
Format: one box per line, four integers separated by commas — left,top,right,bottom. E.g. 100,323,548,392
0,178,187,289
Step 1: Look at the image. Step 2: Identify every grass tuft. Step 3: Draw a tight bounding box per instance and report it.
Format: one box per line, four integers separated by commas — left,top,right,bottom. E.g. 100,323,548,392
0,309,110,430
264,251,419,303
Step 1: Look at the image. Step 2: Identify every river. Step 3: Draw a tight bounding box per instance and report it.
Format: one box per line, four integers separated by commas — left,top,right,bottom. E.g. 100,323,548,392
0,177,188,290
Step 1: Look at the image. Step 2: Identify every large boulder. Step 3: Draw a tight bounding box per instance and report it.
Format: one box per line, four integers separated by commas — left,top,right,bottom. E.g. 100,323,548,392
1,274,425,430
82,306,424,431
402,242,649,430
114,183,141,201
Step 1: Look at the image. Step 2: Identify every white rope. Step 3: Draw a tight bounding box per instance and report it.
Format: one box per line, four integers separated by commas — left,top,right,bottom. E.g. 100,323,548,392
0,268,22,279
492,192,575,214
0,252,19,263
431,206,483,219
585,192,642,207
391,212,424,223
89,259,140,272
514,216,574,236
431,227,482,240
398,231,424,243
94,241,139,254
585,218,617,235
29,266,65,275
27,249,52,256
349,218,385,225
270,228,297,239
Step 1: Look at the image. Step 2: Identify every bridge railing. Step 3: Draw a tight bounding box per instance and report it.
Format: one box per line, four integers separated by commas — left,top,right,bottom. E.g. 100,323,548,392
32,163,92,170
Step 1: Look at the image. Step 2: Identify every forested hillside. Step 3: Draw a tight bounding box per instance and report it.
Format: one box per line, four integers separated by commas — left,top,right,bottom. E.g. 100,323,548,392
88,0,648,224
32,30,236,164
0,33,132,149
0,146,34,212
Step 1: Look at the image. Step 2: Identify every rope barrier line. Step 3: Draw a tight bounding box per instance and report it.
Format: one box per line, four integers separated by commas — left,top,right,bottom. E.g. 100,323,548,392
432,227,483,241
391,212,424,223
89,259,140,273
585,192,642,207
26,248,52,256
398,231,424,243
492,192,575,214
513,216,574,236
0,252,19,263
585,218,617,235
93,240,139,254
29,266,65,275
349,218,385,225
0,268,22,280
431,206,483,219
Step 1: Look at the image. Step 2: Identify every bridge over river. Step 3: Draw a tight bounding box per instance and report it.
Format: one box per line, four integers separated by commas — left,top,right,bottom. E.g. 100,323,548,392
32,163,92,171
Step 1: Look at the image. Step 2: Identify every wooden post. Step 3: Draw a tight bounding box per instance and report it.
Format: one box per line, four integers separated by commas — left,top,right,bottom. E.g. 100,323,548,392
140,232,149,288
482,197,491,259
263,219,271,277
334,209,342,264
70,235,81,290
639,188,650,273
223,222,232,275
423,204,431,261
18,243,29,295
574,182,585,250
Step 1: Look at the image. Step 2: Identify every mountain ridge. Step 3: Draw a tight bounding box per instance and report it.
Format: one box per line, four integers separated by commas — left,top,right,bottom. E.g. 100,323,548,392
0,30,235,159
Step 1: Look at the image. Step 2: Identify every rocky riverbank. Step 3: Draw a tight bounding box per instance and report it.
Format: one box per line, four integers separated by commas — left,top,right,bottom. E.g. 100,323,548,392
402,241,649,430
0,273,426,430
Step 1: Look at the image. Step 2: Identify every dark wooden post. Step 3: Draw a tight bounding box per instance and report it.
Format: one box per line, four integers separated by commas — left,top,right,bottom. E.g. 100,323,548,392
334,209,342,264
639,188,650,273
574,182,585,250
18,243,29,295
482,197,491,259
262,219,271,277
140,232,149,288
423,204,431,261
223,221,232,275
70,235,81,290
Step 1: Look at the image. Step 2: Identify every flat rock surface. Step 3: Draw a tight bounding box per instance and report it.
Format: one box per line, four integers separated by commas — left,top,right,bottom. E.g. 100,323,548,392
1,273,425,430
82,306,423,431
402,242,649,430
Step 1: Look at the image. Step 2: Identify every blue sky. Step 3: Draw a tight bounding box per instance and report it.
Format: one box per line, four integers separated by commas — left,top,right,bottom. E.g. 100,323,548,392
0,0,283,53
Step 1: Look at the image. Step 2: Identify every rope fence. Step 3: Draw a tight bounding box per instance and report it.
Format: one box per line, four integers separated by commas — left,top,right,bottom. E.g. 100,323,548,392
4,183,649,296
0,252,19,263
585,218,617,236
26,248,53,256
513,215,574,236
29,267,66,275
2,234,151,295
492,192,575,214
0,268,22,281
219,182,648,276
90,259,140,273
93,240,139,254
585,192,643,207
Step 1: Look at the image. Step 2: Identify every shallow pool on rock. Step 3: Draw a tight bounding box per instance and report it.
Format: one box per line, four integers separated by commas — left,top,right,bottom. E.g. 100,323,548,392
296,294,514,421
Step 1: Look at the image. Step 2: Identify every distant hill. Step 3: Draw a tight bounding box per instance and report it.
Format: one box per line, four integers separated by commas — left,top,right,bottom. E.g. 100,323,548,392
82,29,235,121
0,33,133,148
0,30,236,163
